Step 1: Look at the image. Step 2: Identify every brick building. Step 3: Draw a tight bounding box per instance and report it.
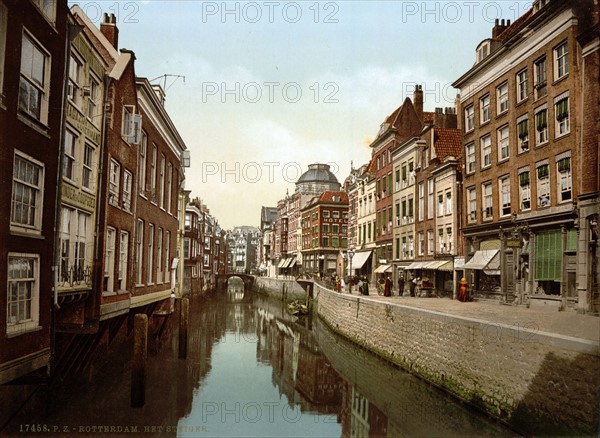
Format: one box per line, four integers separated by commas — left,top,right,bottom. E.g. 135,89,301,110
452,0,599,311
0,0,68,383
184,200,204,294
301,191,349,276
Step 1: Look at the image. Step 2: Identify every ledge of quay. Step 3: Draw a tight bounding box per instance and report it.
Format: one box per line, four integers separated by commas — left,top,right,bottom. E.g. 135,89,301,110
314,283,600,436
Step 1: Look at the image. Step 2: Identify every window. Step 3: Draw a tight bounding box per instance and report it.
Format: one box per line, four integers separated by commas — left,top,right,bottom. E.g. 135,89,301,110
534,56,547,99
483,182,493,220
0,3,7,101
557,156,572,202
516,69,528,102
108,159,120,207
63,129,76,180
497,82,508,114
554,41,568,80
58,207,91,287
123,170,132,211
401,165,407,188
438,228,444,252
437,193,444,217
150,145,157,200
104,227,116,293
467,187,477,223
82,144,94,190
322,236,329,247
500,176,511,216
554,95,570,136
147,224,154,283
68,53,82,108
517,116,529,153
136,220,144,285
159,154,165,208
481,135,491,168
11,152,44,233
408,161,415,185
87,76,100,123
119,231,128,291
465,104,474,131
465,143,475,174
445,191,452,215
322,224,329,233
166,162,173,213
418,232,424,255
418,182,424,221
165,231,171,283
427,179,434,219
122,105,141,144
427,230,433,255
332,224,339,234
333,211,340,219
323,210,330,218
537,163,550,207
32,0,56,22
479,94,490,124
519,170,531,210
497,125,509,161
7,254,40,334
157,228,163,284
183,237,190,259
535,107,548,145
19,32,50,122
138,131,147,194
408,196,413,222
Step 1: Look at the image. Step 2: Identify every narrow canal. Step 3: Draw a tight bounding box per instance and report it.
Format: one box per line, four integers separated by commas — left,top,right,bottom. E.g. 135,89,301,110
4,280,519,437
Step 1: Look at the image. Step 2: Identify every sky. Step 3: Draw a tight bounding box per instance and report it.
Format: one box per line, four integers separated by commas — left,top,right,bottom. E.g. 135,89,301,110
71,0,533,230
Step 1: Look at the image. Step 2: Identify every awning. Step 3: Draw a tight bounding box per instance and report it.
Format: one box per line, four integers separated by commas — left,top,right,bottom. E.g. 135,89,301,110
463,250,500,274
277,258,287,268
374,264,391,274
288,256,297,268
425,260,451,270
438,260,453,271
350,251,372,270
282,257,294,269
406,261,427,269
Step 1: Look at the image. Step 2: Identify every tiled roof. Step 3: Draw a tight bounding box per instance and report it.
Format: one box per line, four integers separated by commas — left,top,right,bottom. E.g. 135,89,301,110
319,191,349,204
497,8,534,42
434,128,463,159
422,111,434,124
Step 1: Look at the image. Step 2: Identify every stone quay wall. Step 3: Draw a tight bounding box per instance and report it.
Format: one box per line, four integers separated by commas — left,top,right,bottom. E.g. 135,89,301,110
254,277,307,302
314,283,600,436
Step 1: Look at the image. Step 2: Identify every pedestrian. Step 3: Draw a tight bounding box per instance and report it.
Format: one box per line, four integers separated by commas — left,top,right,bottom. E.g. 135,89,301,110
409,276,417,297
457,277,469,302
363,276,369,295
384,274,392,297
335,276,341,293
397,275,405,296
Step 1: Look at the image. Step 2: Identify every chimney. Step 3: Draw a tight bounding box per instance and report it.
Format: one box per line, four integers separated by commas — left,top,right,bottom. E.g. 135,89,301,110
444,107,457,129
100,13,119,49
492,18,510,39
413,85,423,120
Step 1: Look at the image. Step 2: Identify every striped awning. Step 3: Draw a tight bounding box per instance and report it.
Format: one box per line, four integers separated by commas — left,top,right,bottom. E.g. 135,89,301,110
406,261,427,269
424,260,449,270
277,258,287,268
374,264,391,274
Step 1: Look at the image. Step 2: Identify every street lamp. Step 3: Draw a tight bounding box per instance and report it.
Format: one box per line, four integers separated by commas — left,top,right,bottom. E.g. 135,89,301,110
347,248,355,292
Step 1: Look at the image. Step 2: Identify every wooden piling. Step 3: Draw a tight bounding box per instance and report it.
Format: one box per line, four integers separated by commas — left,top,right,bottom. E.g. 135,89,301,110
131,313,148,408
179,298,189,359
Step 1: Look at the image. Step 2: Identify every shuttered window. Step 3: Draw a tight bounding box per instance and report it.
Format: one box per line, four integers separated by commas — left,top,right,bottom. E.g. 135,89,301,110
534,231,562,281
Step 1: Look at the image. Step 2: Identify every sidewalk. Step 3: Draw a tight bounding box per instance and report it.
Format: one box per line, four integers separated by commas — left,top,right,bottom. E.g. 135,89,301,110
341,285,600,343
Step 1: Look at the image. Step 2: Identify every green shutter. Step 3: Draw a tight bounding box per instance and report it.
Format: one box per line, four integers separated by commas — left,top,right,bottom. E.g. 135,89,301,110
537,164,549,179
557,157,570,172
556,98,569,121
518,119,528,139
567,229,577,251
402,166,407,180
519,171,530,186
534,231,562,281
536,110,547,131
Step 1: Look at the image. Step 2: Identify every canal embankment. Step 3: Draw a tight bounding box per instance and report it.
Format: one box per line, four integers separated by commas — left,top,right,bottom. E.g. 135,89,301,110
254,276,600,436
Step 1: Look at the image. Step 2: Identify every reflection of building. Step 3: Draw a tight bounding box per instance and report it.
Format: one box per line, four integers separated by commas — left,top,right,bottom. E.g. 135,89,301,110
452,0,599,311
226,226,261,274
301,191,349,276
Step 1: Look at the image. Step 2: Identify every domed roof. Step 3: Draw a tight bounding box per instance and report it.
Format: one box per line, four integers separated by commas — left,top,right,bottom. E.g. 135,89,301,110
296,163,339,184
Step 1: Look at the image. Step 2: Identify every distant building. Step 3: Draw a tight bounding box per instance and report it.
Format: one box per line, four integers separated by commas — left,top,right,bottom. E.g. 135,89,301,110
259,206,277,274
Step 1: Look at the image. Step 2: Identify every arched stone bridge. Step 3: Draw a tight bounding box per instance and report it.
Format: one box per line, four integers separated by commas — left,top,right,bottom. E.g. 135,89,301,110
216,273,255,292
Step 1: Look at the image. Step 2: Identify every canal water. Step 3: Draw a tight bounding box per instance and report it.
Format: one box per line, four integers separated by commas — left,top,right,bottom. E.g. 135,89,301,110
4,281,519,437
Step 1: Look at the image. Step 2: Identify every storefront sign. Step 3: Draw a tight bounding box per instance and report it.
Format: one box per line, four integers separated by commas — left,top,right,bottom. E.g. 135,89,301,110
506,239,522,248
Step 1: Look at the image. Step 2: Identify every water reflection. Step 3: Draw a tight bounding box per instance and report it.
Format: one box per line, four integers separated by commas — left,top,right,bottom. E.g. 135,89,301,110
3,281,518,438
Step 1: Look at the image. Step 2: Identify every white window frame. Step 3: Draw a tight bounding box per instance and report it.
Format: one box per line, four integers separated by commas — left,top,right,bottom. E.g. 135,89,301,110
108,159,120,207
500,176,511,217
496,82,508,114
6,253,40,335
466,143,475,174
556,153,572,203
534,56,547,100
554,40,568,81
63,129,77,181
427,230,434,255
554,92,570,137
147,224,154,284
136,220,144,285
157,228,163,284
418,182,424,221
86,74,101,125
82,143,94,191
467,187,477,223
535,106,548,146
159,154,165,209
418,232,424,256
465,104,474,132
122,169,132,211
104,227,116,293
481,135,491,168
119,231,129,291
445,191,452,215
19,31,51,123
150,144,157,201
58,207,91,288
537,162,551,208
437,192,444,217
121,105,141,145
68,51,83,108
11,151,44,235
516,69,528,102
427,179,434,219
138,131,147,195
482,182,493,220
517,114,529,153
519,168,531,211
497,125,510,162
166,162,173,213
165,231,170,283
479,94,490,124
32,0,56,23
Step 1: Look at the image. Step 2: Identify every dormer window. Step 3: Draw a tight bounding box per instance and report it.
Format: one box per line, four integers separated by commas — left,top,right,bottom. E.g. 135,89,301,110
476,41,490,63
